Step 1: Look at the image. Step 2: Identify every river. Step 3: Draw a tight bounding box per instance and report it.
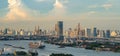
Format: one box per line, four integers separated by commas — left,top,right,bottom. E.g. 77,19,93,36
0,40,120,56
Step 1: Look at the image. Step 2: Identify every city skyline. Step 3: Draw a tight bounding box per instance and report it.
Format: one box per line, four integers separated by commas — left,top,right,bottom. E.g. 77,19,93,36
0,21,119,38
0,0,120,30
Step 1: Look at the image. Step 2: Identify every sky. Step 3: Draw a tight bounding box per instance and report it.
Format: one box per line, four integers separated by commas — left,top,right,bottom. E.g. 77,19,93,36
0,0,120,30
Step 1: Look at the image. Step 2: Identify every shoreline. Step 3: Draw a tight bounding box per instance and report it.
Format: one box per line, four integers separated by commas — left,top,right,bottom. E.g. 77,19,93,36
1,40,120,53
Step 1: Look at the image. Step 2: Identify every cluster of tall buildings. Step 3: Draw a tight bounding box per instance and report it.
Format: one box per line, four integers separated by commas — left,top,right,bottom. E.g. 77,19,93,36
64,23,120,38
0,28,32,36
0,21,120,38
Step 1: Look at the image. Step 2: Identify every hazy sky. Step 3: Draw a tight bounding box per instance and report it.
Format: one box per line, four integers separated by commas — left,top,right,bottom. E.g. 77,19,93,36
0,0,120,30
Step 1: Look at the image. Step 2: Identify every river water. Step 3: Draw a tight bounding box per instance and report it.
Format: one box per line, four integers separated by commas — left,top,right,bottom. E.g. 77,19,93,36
0,40,120,56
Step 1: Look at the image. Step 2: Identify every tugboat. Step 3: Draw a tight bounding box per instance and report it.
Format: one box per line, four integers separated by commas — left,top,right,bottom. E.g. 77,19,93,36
29,41,45,49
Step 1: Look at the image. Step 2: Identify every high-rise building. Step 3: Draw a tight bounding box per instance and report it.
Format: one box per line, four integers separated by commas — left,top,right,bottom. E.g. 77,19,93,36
55,24,58,36
97,30,105,38
77,23,81,37
106,30,110,38
81,29,85,37
103,30,106,37
93,27,97,37
85,28,91,37
56,21,64,40
91,27,97,37
4,28,8,34
57,21,63,36
0,30,3,35
20,29,24,35
34,26,41,35
74,28,78,38
68,28,72,38
110,31,118,37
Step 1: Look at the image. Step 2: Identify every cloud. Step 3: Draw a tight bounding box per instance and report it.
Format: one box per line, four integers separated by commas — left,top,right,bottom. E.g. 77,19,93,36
46,0,66,20
35,0,46,2
87,11,96,15
6,0,28,20
102,3,112,10
5,0,69,21
54,0,64,8
88,5,98,8
88,2,113,10
77,11,97,19
63,0,69,3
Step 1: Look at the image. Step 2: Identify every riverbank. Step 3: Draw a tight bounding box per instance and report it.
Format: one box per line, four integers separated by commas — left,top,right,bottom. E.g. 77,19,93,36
44,40,120,53
84,42,120,52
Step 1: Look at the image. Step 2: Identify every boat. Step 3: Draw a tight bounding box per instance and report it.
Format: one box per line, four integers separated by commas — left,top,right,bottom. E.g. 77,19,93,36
12,46,25,49
38,45,45,49
58,45,65,48
4,44,25,49
29,41,45,49
4,44,12,46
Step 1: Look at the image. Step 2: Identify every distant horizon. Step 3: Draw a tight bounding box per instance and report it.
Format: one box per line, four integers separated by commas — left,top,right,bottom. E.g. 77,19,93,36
0,0,120,30
0,20,120,31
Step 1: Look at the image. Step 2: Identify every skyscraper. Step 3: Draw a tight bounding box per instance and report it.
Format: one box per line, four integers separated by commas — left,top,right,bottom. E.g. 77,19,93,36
57,21,63,36
97,30,105,38
4,28,8,34
56,21,64,40
85,28,91,37
55,24,58,36
77,23,81,37
91,27,97,37
106,30,110,38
